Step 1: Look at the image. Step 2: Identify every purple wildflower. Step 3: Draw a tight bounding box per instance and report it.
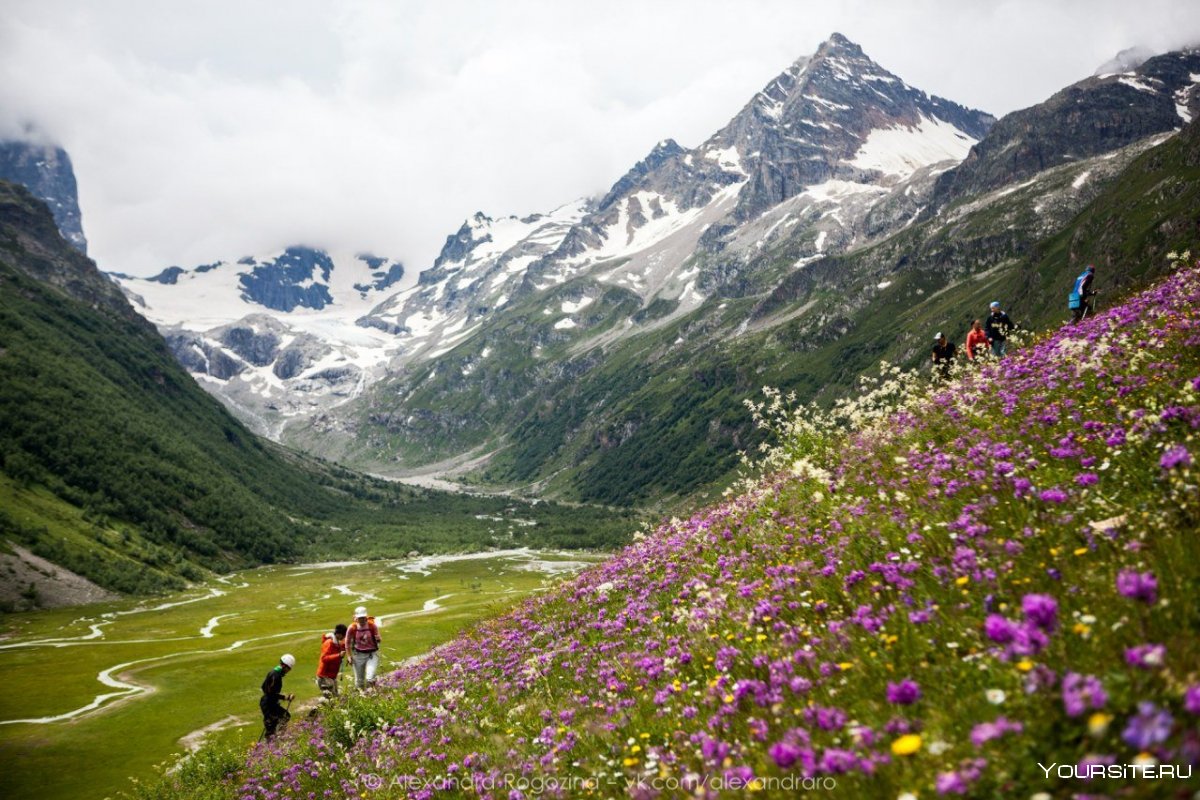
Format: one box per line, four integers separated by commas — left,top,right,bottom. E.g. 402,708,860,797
1061,672,1107,717
818,748,858,775
769,741,801,769
969,716,1023,747
701,736,731,763
1184,685,1200,715
1122,702,1173,750
1023,664,1058,695
1021,593,1058,631
1039,487,1069,503
983,614,1017,644
1125,643,1167,670
808,705,847,731
1115,569,1158,604
1009,622,1049,656
1160,445,1193,470
886,679,921,705
935,771,966,795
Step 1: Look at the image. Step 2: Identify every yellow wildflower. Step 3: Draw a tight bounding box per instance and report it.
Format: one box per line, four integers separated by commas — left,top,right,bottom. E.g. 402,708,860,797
1087,713,1113,736
891,734,922,756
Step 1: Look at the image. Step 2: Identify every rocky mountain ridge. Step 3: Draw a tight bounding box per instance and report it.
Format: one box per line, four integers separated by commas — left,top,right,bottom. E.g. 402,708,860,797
111,247,409,437
930,47,1200,208
0,138,88,254
61,35,1200,506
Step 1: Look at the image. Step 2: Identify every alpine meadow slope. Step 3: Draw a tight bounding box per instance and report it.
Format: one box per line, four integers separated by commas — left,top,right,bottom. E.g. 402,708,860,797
139,253,1200,799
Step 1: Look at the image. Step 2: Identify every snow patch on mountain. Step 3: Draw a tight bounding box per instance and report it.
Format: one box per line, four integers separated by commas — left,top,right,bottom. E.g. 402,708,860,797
587,191,710,263
846,115,978,179
359,200,589,358
593,181,746,316
702,146,745,174
561,297,593,314
803,179,889,203
1117,75,1160,95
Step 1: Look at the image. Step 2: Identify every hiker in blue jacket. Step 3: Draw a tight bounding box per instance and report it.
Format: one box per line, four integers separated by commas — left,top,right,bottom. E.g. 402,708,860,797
1069,265,1096,323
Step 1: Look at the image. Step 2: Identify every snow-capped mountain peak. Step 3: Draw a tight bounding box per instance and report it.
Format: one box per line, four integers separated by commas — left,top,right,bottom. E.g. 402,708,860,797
706,33,994,214
504,33,994,322
108,246,411,437
112,33,997,448
114,246,409,327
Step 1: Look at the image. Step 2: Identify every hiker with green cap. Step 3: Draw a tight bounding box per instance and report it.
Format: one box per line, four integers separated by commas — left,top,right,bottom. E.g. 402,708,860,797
260,653,295,740
347,606,381,691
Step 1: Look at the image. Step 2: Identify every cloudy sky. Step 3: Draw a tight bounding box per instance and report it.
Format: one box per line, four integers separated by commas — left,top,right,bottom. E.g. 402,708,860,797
2,0,1199,276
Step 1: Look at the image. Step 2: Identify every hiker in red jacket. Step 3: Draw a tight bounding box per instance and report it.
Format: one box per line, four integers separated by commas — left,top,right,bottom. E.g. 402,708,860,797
315,624,347,698
347,606,381,691
965,319,989,361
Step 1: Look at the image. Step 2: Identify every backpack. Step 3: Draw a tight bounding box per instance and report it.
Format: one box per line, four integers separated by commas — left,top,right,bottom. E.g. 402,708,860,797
262,665,284,696
350,617,379,652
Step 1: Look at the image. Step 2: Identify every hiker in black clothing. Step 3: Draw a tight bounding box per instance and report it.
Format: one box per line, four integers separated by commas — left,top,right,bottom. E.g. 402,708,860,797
260,653,295,740
931,331,956,380
984,301,1015,358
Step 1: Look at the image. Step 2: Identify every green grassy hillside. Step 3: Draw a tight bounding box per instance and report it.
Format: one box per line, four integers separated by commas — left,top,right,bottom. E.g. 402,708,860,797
0,551,601,800
0,181,635,601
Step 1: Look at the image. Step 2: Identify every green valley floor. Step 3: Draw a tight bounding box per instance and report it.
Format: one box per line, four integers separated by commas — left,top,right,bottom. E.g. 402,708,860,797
0,550,602,800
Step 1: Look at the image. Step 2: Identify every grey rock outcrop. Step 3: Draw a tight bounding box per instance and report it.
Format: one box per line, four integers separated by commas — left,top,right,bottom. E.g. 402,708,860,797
0,139,88,255
931,48,1200,209
238,246,336,311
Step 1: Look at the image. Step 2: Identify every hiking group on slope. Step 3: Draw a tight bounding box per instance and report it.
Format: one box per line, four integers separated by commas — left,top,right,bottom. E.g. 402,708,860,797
259,605,382,740
931,265,1096,376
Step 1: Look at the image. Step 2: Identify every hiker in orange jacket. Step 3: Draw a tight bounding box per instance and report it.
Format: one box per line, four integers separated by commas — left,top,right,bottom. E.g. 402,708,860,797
966,319,989,361
316,624,347,698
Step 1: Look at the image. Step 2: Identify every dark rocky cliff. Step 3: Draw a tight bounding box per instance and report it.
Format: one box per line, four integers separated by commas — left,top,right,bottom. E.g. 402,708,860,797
0,140,88,255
